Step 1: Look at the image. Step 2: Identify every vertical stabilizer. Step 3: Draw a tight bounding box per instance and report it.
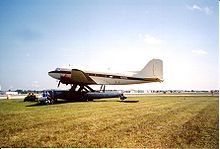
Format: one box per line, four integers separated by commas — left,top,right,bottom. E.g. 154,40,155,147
133,59,163,80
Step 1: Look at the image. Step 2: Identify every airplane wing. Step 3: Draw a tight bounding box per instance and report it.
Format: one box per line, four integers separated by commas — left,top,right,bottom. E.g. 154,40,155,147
70,69,95,84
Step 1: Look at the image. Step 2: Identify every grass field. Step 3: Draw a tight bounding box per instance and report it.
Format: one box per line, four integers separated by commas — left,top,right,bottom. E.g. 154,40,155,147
0,95,218,148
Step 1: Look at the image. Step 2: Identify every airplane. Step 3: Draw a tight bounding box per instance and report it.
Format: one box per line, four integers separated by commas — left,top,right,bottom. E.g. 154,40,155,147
40,59,163,104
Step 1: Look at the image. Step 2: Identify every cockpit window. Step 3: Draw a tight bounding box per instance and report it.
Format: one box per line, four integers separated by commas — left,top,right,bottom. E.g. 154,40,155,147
55,68,61,71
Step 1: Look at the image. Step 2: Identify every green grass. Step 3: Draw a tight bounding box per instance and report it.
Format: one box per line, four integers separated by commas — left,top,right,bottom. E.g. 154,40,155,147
0,96,218,148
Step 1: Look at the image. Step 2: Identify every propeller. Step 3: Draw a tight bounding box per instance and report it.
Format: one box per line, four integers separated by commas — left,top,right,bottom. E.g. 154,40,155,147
57,80,61,88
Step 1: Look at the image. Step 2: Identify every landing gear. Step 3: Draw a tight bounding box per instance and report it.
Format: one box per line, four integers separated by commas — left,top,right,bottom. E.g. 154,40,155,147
70,85,95,92
100,85,106,92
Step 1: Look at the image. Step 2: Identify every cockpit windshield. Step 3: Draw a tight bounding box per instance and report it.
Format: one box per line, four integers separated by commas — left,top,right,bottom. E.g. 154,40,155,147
55,68,61,71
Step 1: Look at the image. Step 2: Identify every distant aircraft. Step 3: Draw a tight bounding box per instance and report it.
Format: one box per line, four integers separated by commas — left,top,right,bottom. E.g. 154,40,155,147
40,59,163,104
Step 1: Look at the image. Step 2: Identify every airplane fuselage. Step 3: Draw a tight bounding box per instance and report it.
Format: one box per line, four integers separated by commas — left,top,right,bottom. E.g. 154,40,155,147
48,68,161,86
49,59,163,86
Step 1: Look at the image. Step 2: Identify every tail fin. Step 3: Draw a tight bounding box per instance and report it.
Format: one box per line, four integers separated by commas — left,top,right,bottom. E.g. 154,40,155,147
133,59,163,80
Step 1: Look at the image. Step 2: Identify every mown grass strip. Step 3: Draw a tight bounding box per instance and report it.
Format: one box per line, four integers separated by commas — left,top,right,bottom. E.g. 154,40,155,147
0,96,218,148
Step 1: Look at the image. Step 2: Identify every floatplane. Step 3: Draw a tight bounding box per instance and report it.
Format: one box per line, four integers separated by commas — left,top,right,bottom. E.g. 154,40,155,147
40,59,163,104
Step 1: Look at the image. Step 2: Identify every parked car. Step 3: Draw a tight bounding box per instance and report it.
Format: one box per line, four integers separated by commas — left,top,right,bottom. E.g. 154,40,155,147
24,93,38,102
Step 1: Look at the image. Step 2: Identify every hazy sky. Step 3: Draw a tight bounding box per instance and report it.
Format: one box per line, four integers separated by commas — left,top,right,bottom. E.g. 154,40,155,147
0,0,218,91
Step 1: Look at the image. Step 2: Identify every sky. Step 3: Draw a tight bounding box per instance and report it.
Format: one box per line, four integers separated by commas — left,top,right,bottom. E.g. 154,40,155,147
0,0,219,91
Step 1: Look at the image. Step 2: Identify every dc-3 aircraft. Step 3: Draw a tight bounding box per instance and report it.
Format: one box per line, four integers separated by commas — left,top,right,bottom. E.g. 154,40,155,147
39,59,163,104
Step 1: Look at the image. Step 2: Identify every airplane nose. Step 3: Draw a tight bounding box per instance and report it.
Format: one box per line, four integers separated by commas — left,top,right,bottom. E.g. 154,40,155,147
48,71,61,79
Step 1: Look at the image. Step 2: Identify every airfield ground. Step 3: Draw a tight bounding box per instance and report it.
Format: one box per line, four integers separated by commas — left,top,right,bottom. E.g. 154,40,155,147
0,95,218,148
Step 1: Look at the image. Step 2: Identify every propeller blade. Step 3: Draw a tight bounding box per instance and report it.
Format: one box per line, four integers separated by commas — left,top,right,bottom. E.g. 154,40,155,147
57,81,61,88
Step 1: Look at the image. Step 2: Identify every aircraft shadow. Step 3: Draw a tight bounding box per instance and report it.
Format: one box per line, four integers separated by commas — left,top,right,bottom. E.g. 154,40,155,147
119,100,139,103
25,100,86,107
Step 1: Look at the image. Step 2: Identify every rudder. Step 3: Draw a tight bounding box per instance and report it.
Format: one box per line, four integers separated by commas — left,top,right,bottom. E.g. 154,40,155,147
133,59,163,80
